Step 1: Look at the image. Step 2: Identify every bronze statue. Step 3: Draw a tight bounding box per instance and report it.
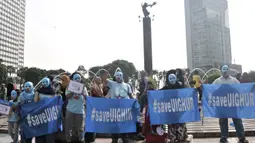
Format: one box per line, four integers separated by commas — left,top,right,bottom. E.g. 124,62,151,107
142,2,157,18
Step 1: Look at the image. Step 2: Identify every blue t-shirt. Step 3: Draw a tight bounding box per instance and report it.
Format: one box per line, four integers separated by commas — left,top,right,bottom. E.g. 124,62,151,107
18,91,34,104
107,80,132,99
8,101,19,122
66,87,88,114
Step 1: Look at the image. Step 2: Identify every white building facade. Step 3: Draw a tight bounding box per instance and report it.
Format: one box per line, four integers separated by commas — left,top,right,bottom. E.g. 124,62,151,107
0,0,26,69
184,0,232,71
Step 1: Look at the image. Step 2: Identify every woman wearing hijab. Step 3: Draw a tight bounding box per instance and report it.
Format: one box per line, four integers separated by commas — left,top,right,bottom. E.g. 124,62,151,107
161,69,189,143
34,77,56,143
91,76,104,97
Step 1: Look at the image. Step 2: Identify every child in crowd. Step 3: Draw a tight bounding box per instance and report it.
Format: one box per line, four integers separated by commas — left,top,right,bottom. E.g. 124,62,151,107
8,90,20,143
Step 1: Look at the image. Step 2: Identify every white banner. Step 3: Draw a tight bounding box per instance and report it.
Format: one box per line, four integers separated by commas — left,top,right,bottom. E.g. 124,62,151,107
67,80,84,94
0,103,10,115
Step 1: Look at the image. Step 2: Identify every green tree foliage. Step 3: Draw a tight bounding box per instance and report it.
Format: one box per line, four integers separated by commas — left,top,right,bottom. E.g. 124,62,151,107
89,60,137,82
6,65,16,76
0,59,8,83
248,71,255,82
17,67,28,87
206,72,221,84
47,69,66,76
23,67,47,85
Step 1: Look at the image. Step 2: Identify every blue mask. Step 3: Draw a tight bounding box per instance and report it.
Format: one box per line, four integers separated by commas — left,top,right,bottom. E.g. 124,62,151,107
168,74,177,85
24,82,33,93
221,65,229,73
73,74,81,82
115,71,123,82
42,77,51,87
221,65,229,77
11,90,17,99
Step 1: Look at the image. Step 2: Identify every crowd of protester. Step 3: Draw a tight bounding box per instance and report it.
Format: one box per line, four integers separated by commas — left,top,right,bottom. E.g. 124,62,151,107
0,65,251,143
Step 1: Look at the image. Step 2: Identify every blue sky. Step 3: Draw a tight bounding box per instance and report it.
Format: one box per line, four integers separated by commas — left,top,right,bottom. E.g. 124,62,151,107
24,0,255,72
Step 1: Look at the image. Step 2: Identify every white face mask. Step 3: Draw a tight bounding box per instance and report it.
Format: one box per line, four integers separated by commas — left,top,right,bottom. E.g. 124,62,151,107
168,74,177,85
221,65,229,77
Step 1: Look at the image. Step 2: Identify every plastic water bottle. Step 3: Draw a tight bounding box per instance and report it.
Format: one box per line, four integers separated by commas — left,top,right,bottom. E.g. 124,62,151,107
230,121,245,129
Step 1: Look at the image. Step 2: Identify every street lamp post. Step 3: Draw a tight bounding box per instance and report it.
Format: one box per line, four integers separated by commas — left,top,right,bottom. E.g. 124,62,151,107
139,2,157,76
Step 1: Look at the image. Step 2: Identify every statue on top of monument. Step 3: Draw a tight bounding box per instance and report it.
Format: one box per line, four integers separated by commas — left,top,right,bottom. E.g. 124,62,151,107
142,2,157,18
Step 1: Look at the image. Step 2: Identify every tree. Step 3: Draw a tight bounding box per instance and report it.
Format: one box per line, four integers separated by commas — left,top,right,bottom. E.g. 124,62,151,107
248,71,255,82
89,60,137,82
7,77,14,83
77,65,87,77
0,60,8,84
47,69,66,76
206,72,221,84
17,67,28,88
104,60,137,82
88,66,103,80
7,65,16,76
24,68,47,85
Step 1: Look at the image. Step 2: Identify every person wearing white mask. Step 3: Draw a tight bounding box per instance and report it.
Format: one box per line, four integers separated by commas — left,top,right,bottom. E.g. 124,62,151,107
213,65,249,143
65,73,87,143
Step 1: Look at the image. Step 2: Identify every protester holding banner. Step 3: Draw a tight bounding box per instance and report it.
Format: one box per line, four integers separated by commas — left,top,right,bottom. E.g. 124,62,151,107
102,70,135,143
65,73,87,143
86,76,103,143
161,69,189,143
8,90,20,143
140,81,154,112
18,81,35,143
141,81,168,143
212,65,249,143
34,77,56,143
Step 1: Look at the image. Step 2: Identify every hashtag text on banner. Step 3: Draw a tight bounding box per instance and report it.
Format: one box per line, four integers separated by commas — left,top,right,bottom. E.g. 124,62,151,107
147,88,200,125
202,83,255,118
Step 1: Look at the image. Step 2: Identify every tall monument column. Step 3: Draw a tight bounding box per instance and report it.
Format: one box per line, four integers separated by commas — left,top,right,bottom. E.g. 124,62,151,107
141,2,157,76
143,17,153,75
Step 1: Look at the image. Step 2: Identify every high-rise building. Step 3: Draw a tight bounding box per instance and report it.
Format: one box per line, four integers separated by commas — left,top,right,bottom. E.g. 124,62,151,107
184,0,232,71
0,0,26,69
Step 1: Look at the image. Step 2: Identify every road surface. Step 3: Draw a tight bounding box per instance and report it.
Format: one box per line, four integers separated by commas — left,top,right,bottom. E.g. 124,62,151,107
1,134,255,143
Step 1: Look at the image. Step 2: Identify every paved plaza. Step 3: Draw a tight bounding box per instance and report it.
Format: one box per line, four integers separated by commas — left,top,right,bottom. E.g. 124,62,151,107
1,134,255,143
